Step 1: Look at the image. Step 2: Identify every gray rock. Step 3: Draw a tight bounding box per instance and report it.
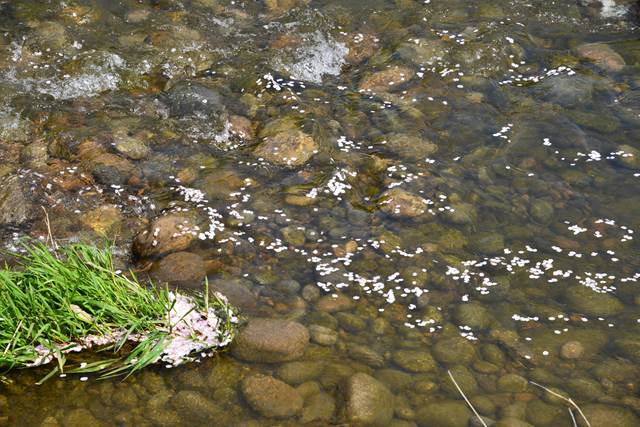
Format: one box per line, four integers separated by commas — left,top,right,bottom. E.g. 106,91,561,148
0,175,36,227
209,279,257,312
346,373,394,426
232,318,309,363
241,374,303,418
164,81,224,118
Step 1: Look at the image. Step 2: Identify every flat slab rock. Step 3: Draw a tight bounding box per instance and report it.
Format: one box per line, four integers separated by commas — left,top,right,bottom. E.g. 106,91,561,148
231,318,309,363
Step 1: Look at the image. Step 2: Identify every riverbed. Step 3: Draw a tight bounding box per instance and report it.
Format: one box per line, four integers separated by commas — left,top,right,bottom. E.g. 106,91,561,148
0,0,639,426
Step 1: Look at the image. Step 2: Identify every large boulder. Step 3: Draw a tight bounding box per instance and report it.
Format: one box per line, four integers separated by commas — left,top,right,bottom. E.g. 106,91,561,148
231,318,309,363
345,373,394,426
241,374,303,418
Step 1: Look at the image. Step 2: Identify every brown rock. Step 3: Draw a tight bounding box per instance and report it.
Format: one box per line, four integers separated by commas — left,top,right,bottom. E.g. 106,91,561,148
576,43,625,72
150,252,206,288
132,213,198,258
241,374,303,418
255,130,318,167
232,318,309,363
379,188,428,218
317,294,353,312
345,373,394,426
359,66,415,92
229,115,255,140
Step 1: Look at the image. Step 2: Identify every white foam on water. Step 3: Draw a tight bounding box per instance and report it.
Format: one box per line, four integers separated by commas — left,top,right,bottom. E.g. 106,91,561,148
278,31,348,83
5,52,125,100
600,0,628,18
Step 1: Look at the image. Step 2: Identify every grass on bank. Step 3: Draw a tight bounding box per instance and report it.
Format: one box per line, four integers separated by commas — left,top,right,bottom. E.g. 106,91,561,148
0,242,236,382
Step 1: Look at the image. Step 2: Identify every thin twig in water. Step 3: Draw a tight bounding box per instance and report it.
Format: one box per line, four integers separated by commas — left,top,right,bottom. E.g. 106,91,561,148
568,408,578,427
529,381,590,427
41,207,58,251
447,370,488,427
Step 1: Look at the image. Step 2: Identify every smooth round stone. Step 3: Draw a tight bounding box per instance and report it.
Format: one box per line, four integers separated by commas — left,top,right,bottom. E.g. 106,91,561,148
433,336,476,365
301,392,335,423
415,401,471,427
241,374,303,418
392,350,437,373
525,399,564,426
317,294,354,312
309,324,338,346
231,318,309,363
560,341,585,359
581,404,640,427
565,286,623,316
150,251,206,288
497,374,529,393
345,373,394,426
347,343,385,368
276,361,323,385
301,285,321,302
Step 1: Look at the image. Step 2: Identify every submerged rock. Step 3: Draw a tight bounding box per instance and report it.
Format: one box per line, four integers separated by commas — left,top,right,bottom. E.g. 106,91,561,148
580,404,639,427
132,213,198,258
232,318,309,362
379,188,428,218
415,401,471,427
433,336,476,365
241,374,303,418
565,286,623,316
164,81,225,118
345,373,394,426
576,43,625,72
150,251,206,288
0,175,36,227
359,66,415,92
392,349,437,373
301,392,335,423
255,129,318,167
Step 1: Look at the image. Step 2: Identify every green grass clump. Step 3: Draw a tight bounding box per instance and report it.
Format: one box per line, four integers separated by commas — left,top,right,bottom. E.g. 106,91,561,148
0,242,235,381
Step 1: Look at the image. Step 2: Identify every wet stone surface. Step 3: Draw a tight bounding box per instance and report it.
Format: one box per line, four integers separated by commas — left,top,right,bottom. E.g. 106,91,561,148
0,0,640,426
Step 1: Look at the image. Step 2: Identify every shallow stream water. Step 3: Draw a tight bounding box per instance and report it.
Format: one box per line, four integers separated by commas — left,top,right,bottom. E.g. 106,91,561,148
1,0,640,426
